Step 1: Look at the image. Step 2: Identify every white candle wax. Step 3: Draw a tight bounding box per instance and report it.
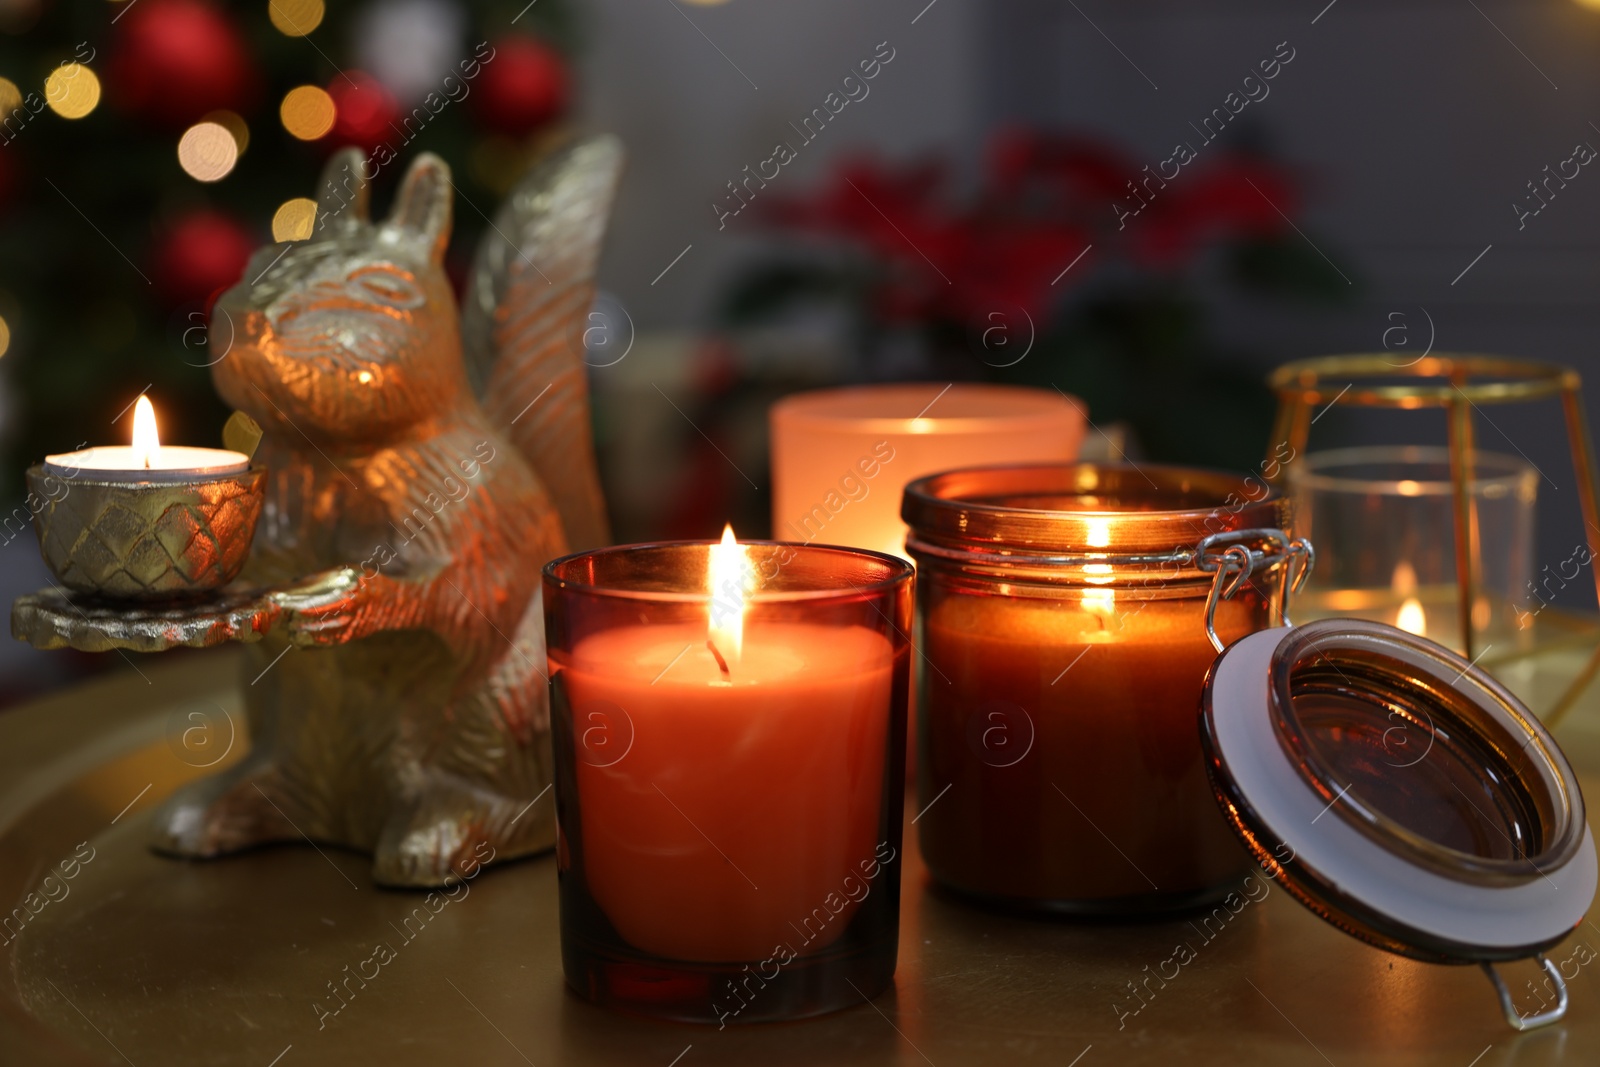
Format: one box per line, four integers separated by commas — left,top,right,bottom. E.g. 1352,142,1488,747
44,445,249,482
43,395,249,482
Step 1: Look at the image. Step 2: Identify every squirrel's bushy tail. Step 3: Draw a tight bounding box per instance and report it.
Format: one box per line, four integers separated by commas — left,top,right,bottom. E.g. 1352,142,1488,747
460,135,623,552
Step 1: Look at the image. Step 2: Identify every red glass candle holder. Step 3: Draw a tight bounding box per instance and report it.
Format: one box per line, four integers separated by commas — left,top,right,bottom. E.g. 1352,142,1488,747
902,463,1301,914
543,541,913,1024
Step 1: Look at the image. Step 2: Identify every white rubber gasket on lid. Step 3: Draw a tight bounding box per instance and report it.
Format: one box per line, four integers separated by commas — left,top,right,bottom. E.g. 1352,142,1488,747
1209,626,1597,952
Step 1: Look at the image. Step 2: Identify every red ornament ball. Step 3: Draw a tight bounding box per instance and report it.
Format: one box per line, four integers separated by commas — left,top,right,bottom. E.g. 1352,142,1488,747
471,35,570,136
109,0,258,129
152,210,255,308
329,72,400,150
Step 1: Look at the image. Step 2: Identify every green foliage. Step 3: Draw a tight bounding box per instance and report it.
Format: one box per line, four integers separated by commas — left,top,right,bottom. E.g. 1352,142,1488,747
719,261,865,325
1228,234,1357,304
1004,287,1276,471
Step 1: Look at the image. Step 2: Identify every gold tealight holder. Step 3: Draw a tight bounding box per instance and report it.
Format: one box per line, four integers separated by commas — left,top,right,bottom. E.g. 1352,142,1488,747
25,464,265,601
1266,354,1600,726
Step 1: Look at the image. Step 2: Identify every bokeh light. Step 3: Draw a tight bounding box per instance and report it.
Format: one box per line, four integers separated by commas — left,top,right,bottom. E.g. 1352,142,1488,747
280,85,335,140
272,197,318,241
203,109,250,155
44,63,100,120
177,121,239,182
269,0,325,37
328,72,398,148
0,78,21,117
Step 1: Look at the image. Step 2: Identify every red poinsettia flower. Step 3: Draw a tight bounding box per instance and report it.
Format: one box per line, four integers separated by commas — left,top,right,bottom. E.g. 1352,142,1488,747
1131,156,1294,267
758,128,1302,331
985,128,1134,209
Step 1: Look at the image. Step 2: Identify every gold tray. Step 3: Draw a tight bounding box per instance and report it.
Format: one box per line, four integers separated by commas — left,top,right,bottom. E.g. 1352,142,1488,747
4,638,1600,1067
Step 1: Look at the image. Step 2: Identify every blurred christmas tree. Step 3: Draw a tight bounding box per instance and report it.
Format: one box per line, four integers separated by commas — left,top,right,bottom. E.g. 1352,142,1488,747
0,0,578,496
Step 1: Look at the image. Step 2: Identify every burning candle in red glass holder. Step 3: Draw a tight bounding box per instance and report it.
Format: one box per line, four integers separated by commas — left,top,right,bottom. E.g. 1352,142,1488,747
542,531,913,1024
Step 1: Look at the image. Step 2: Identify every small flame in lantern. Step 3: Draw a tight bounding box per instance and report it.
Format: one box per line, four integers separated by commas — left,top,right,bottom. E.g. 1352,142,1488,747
1397,597,1427,636
1473,597,1492,632
1391,560,1418,598
708,524,749,672
131,395,160,470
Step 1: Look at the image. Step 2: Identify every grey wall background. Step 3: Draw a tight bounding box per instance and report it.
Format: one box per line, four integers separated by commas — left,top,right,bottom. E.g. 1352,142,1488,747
577,0,1600,607
579,0,983,325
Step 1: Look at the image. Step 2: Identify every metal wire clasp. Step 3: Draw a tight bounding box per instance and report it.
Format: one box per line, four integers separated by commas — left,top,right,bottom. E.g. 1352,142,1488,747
1482,955,1569,1030
1198,528,1314,653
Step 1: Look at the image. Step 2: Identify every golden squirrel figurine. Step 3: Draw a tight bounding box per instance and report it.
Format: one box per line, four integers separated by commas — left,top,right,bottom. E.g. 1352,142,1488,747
148,140,622,887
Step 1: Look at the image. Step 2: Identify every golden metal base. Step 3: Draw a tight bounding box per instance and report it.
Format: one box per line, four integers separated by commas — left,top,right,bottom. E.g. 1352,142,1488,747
11,585,271,653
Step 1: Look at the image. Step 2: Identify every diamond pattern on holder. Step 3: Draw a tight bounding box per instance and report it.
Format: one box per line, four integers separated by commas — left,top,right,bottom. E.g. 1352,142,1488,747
40,481,261,598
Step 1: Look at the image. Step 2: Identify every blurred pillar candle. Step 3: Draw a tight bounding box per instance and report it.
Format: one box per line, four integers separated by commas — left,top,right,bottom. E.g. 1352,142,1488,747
543,531,913,1023
769,384,1087,558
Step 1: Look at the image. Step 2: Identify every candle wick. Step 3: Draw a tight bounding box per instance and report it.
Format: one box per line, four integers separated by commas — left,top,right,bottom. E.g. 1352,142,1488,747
706,638,731,680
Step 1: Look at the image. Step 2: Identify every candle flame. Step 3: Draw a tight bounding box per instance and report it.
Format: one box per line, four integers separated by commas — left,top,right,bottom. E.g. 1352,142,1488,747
1396,597,1427,636
1083,586,1116,617
708,524,749,668
131,395,160,469
1391,560,1418,598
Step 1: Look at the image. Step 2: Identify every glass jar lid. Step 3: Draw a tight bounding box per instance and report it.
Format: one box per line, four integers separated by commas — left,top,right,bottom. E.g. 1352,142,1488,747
1202,618,1597,1029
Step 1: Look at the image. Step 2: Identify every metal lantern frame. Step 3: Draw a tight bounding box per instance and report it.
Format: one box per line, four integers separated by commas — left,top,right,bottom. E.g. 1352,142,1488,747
1266,354,1600,727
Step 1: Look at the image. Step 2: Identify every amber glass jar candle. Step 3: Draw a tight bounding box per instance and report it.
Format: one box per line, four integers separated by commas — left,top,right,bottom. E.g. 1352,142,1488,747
902,463,1303,914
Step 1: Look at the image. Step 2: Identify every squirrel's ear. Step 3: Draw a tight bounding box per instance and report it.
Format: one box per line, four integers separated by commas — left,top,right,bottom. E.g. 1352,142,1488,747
387,153,452,262
316,148,370,232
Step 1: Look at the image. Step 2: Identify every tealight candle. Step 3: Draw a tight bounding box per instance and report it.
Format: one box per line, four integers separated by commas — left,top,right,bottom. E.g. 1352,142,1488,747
27,394,264,600
44,396,249,483
544,533,913,1025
